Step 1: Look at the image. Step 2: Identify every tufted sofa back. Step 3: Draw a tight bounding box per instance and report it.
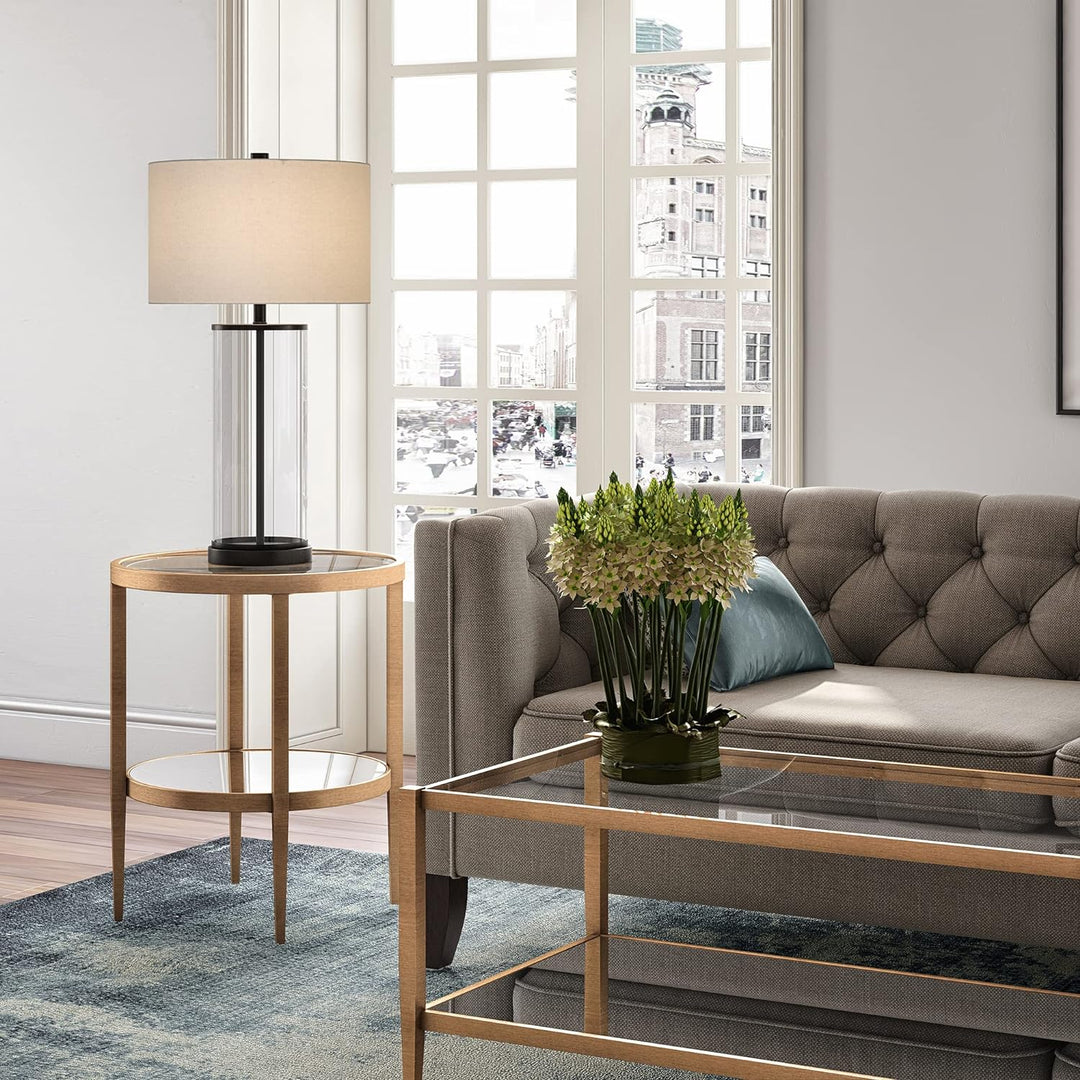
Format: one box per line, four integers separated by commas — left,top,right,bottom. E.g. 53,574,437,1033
529,484,1080,683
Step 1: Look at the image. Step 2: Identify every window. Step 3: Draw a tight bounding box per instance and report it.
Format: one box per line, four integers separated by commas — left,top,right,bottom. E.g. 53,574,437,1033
690,329,719,381
691,254,722,277
372,0,798,594
742,404,768,433
689,404,716,441
744,331,771,382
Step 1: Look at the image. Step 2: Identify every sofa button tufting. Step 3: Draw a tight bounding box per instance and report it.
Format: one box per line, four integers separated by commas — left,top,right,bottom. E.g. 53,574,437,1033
1017,611,1029,625
872,541,884,554
819,599,829,613
916,606,927,618
1075,551,1080,564
777,537,789,549
971,546,983,558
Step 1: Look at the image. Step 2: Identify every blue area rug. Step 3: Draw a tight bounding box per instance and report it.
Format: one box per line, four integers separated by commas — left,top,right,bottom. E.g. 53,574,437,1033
0,837,1076,1079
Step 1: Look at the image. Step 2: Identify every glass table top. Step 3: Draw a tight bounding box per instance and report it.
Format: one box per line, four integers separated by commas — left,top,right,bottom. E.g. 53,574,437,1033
117,552,396,576
128,750,387,794
456,743,1080,862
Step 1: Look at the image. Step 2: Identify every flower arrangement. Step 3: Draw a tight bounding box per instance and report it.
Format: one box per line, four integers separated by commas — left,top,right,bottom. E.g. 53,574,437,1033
548,472,757,782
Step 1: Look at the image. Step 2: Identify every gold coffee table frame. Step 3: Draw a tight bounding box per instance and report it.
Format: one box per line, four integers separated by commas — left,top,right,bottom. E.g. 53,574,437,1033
396,735,1080,1080
110,549,405,943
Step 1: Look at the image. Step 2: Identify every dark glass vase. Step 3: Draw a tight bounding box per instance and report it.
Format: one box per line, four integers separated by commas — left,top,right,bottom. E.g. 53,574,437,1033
598,724,722,785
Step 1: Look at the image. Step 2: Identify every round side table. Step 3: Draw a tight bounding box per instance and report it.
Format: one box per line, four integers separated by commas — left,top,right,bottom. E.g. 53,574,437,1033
109,549,405,943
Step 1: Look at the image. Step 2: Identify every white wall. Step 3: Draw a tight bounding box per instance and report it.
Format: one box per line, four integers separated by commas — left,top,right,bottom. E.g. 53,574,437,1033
804,0,1078,495
0,0,219,764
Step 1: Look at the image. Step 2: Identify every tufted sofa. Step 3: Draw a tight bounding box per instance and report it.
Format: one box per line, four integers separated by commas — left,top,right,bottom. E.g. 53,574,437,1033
414,485,1080,1079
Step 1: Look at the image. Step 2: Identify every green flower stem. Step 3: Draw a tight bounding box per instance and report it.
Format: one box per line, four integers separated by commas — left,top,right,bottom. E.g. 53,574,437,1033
588,606,619,716
685,599,714,722
691,604,723,721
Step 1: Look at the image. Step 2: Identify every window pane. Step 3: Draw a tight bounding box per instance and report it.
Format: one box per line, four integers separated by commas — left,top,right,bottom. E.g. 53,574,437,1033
739,404,772,484
394,75,476,173
634,291,725,390
489,0,575,60
738,0,771,47
394,184,477,279
634,176,723,277
490,70,576,170
394,292,477,387
490,180,576,279
492,400,577,499
491,291,577,389
395,399,478,494
740,59,772,161
393,0,476,64
634,64,724,165
395,505,475,600
634,2,725,51
740,290,772,391
740,175,772,274
634,403,726,485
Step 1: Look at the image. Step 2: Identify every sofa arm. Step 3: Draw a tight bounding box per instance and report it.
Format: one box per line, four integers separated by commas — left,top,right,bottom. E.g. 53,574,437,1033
1054,738,1080,836
414,503,586,790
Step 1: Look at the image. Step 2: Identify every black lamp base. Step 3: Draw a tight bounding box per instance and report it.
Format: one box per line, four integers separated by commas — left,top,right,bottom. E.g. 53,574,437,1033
208,536,313,568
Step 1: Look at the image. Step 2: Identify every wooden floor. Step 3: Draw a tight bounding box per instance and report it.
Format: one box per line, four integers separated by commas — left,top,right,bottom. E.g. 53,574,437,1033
0,755,414,903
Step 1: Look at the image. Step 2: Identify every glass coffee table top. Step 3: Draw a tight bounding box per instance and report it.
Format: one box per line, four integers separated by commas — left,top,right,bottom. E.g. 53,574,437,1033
128,750,388,795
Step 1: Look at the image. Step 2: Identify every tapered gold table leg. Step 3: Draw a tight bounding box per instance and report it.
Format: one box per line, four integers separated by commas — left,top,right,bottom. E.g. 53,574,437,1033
386,579,404,904
584,754,609,1035
398,786,426,1079
226,594,245,884
271,594,290,944
110,584,127,922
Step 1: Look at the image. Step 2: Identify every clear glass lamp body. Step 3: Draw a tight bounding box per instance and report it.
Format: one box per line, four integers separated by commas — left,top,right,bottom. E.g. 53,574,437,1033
212,324,309,565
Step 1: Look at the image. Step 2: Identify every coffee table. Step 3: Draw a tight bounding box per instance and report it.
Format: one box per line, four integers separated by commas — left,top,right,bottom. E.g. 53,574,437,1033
395,734,1080,1079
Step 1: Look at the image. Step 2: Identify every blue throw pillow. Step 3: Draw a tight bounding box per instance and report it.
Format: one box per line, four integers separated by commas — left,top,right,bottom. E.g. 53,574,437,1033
684,557,834,692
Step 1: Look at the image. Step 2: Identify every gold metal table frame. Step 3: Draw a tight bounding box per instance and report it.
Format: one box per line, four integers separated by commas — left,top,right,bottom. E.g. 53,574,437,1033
396,735,1080,1080
110,549,405,943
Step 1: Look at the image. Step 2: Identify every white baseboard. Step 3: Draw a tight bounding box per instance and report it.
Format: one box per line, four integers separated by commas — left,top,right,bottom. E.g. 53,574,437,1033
0,698,217,769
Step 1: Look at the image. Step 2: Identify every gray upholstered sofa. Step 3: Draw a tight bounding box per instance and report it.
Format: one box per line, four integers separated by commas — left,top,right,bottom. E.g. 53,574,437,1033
415,485,1080,1079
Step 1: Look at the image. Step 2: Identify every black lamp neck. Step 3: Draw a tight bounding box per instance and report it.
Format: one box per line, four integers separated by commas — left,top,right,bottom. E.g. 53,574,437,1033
250,152,270,326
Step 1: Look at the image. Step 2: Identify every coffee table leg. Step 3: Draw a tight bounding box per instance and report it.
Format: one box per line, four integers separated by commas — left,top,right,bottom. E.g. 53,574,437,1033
386,579,404,904
584,753,609,1035
227,594,245,884
271,593,290,944
398,786,426,1079
110,584,127,922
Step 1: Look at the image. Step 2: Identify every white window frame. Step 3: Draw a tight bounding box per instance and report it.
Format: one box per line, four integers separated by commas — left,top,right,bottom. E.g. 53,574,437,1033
367,0,803,747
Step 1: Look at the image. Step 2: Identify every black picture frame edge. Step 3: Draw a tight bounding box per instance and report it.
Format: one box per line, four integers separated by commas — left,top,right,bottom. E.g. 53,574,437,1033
1057,0,1078,413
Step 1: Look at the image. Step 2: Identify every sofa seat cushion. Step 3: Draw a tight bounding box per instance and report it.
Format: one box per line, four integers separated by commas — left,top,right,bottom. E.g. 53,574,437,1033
517,663,1080,830
1053,738,1080,837
1057,1045,1080,1078
512,968,1057,1080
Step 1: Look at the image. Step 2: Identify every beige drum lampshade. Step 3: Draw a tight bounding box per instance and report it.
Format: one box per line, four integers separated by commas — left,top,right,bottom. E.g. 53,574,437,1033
148,158,370,304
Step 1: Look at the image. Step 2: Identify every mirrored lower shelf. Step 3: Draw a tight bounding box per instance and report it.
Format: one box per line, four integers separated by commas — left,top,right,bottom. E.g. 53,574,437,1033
126,749,391,812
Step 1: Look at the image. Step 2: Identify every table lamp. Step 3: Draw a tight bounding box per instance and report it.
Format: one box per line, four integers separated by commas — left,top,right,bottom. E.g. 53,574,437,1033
148,155,370,566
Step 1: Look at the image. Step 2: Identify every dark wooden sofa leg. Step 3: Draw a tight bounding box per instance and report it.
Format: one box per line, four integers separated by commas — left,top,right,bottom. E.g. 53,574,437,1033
425,874,468,969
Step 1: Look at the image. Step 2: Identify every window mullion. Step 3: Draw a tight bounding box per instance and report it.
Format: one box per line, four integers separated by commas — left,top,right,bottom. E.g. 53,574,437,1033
476,0,491,505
